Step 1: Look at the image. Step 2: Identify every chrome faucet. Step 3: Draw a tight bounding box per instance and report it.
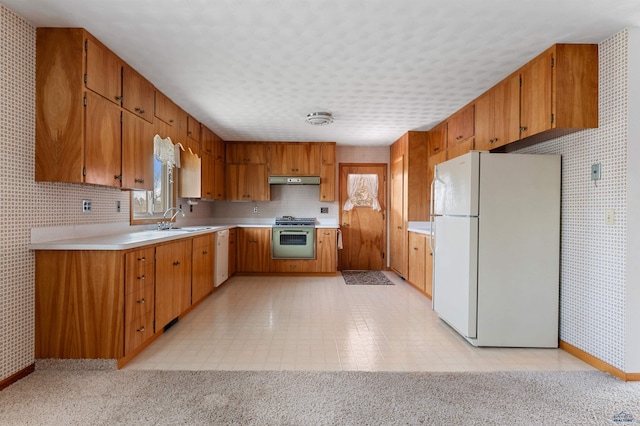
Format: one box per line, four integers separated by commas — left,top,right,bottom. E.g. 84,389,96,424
158,207,185,230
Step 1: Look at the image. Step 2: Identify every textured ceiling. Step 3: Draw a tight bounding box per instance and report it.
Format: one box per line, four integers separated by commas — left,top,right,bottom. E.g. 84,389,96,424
4,0,640,146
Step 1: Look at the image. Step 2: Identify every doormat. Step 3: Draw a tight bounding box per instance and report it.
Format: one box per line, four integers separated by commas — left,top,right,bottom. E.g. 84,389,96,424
341,270,395,285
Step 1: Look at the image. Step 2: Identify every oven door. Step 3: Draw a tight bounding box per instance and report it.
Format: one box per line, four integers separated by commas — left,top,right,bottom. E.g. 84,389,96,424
272,227,315,259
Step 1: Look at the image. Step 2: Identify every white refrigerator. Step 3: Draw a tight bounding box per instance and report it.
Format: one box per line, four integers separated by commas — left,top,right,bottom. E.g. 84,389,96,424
431,151,560,347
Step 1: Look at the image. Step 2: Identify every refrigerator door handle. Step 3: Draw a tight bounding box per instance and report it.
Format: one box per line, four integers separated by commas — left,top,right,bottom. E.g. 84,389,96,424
429,169,436,253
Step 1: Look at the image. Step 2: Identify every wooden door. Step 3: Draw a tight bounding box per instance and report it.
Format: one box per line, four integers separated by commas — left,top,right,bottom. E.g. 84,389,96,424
339,164,386,270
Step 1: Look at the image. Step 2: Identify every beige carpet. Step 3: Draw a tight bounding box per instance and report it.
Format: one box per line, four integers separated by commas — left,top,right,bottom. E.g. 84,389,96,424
1,367,638,425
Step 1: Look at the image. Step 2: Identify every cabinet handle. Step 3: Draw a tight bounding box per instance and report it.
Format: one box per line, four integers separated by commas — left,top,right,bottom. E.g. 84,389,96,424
397,226,403,230
137,275,146,280
138,256,146,262
434,147,439,152
115,96,123,102
169,119,174,123
137,298,145,304
520,126,527,133
203,250,208,255
135,107,145,114
114,174,122,182
456,135,463,140
135,178,145,184
173,260,181,266
342,223,349,227
136,326,146,333
413,247,418,250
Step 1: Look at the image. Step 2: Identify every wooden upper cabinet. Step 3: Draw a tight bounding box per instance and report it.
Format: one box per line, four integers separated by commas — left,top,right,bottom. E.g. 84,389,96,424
201,151,214,199
187,115,201,143
320,143,336,202
84,91,122,187
475,74,520,151
226,164,269,201
121,109,153,190
226,143,268,164
122,64,154,123
36,28,122,186
321,143,335,165
269,143,321,176
85,33,122,105
447,103,474,146
201,126,215,155
520,43,598,140
154,90,179,126
427,122,447,155
213,133,225,161
520,49,553,139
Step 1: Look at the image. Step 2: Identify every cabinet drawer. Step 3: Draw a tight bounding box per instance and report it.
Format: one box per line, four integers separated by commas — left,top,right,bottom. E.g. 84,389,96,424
124,310,154,355
125,283,154,325
125,248,155,294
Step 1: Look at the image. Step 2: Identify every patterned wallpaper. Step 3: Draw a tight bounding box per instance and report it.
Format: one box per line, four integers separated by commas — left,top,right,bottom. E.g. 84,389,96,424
516,30,628,370
0,2,634,382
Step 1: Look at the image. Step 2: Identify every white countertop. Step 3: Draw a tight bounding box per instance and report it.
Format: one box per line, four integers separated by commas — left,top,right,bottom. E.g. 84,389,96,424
407,221,432,236
29,222,339,251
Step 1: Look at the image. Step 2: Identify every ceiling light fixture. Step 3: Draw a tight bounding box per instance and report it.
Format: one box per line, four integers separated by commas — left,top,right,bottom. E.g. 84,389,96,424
306,112,334,126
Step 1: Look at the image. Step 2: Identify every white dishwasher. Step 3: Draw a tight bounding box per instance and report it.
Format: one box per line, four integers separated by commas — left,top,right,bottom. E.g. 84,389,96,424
214,229,229,287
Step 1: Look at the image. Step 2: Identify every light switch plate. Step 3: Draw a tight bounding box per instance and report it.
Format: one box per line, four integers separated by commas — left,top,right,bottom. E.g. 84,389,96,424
591,163,601,180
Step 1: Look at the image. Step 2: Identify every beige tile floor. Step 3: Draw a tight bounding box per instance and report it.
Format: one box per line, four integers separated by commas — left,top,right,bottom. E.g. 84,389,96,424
124,272,594,372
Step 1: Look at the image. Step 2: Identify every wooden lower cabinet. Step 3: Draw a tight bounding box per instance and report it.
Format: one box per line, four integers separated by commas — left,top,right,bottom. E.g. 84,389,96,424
35,250,125,359
237,227,271,272
155,239,192,329
270,259,315,273
124,248,155,355
407,232,433,298
192,234,214,304
316,228,337,273
228,228,237,276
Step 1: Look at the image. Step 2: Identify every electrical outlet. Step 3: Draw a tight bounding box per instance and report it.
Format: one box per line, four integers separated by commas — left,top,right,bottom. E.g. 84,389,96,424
591,163,601,180
320,207,329,214
82,199,92,213
253,206,258,213
605,208,615,225
116,201,121,212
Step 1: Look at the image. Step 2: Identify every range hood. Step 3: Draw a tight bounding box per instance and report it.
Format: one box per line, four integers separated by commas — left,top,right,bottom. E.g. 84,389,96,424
268,176,320,185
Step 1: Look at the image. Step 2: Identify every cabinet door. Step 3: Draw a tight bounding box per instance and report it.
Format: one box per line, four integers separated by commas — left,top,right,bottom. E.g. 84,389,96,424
226,164,269,201
213,158,225,200
192,234,214,304
201,126,214,155
316,229,337,272
321,143,335,165
447,104,474,147
447,137,474,160
408,232,426,291
520,50,553,139
493,74,521,148
226,143,268,164
201,153,215,199
122,109,154,190
85,34,121,105
474,90,494,151
269,144,321,175
187,115,201,143
228,228,237,276
425,236,433,298
213,132,225,161
427,122,447,155
237,228,271,272
84,90,122,187
154,90,178,126
155,240,192,329
389,156,405,276
320,162,335,202
122,64,154,123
